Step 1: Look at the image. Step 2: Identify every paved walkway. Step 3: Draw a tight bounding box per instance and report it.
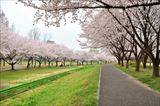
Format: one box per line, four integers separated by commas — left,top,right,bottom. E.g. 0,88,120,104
99,64,160,106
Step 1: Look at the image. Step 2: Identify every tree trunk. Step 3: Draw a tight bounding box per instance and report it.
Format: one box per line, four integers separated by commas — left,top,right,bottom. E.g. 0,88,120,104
31,58,33,67
11,63,14,70
64,60,66,66
126,60,129,68
121,59,124,66
82,61,84,65
3,60,5,66
34,61,36,68
143,55,148,69
90,61,93,65
56,61,58,67
143,61,147,69
20,58,23,64
27,60,30,69
0,58,1,67
152,61,159,77
135,59,140,72
118,59,121,65
44,59,46,65
48,61,51,67
70,60,72,66
77,61,78,66
149,59,152,68
39,62,41,67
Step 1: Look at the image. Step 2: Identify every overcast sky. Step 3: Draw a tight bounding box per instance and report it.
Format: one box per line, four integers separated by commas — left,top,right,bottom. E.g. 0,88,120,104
1,0,84,51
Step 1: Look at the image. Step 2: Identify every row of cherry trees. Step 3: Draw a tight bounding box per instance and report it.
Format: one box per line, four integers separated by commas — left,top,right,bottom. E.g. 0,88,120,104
0,10,109,70
79,3,160,77
17,0,159,77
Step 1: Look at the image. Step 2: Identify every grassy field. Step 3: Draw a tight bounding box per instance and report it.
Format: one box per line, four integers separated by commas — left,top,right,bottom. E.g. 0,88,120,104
0,66,81,89
0,65,101,106
115,64,160,92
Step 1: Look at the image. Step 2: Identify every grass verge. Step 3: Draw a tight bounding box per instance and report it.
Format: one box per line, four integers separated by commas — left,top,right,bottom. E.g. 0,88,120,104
0,64,101,106
0,66,79,89
115,64,160,92
0,66,84,101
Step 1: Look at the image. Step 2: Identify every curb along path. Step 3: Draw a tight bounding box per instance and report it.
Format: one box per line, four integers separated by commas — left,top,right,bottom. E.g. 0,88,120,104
99,64,160,106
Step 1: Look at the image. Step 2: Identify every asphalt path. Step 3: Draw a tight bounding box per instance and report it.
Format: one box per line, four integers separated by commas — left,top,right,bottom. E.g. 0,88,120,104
99,64,160,106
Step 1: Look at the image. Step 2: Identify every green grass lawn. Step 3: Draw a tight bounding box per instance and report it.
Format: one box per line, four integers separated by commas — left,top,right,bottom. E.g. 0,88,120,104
0,64,101,106
0,66,81,89
115,64,160,92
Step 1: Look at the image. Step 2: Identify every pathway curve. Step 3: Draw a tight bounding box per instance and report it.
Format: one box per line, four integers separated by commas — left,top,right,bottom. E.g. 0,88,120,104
99,64,160,106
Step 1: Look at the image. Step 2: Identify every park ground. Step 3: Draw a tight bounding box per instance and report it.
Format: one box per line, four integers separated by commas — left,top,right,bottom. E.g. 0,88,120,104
0,64,101,106
0,63,159,106
99,64,160,106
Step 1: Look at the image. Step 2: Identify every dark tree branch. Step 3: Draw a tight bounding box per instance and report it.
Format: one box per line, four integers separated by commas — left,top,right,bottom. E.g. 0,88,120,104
18,0,160,11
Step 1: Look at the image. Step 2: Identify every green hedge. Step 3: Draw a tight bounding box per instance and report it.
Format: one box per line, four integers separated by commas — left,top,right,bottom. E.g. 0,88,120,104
0,67,85,101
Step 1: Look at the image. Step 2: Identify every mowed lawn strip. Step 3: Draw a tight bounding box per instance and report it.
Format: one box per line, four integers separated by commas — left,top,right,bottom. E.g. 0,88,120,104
0,65,101,106
115,64,160,92
0,66,80,89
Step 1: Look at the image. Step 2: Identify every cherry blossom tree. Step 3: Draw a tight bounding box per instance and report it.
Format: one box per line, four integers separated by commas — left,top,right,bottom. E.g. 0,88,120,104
0,10,9,67
78,1,160,76
79,10,125,64
56,44,73,66
18,0,160,76
44,43,56,67
24,39,36,68
0,30,27,70
108,2,160,76
18,0,160,27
